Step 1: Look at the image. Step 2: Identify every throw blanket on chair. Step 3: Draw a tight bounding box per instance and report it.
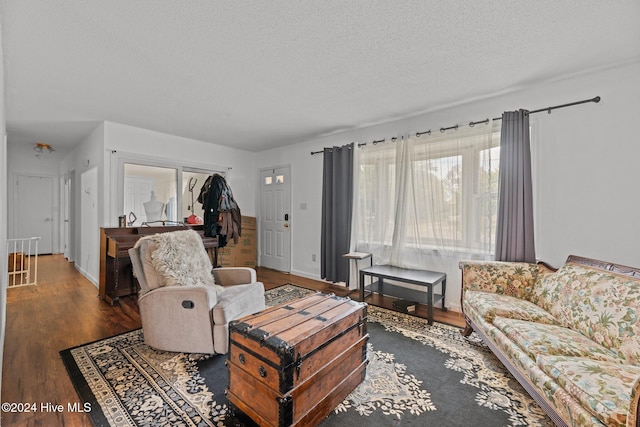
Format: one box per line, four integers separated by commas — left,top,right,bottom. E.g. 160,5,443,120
144,229,223,291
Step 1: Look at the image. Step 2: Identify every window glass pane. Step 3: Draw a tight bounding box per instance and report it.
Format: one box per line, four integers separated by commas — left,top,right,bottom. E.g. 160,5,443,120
276,175,284,184
474,146,500,248
182,171,210,223
124,164,177,226
411,155,463,245
356,126,501,257
265,176,273,185
357,149,396,246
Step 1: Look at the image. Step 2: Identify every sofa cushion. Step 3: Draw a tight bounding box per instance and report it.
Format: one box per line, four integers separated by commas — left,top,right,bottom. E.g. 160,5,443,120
467,311,612,426
532,262,640,364
493,317,623,363
538,355,640,427
464,290,558,324
530,262,577,327
460,261,540,301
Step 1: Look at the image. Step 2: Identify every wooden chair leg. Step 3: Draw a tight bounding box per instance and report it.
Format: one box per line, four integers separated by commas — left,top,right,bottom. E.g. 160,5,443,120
461,321,473,337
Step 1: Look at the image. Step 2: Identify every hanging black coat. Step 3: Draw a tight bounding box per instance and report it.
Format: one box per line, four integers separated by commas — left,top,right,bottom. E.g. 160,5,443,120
200,174,241,247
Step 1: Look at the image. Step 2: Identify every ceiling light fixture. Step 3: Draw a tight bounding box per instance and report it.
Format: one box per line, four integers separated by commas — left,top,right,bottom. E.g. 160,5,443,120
33,142,55,158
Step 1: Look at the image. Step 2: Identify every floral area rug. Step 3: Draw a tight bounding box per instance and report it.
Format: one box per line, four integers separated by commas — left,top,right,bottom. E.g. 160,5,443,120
61,284,552,426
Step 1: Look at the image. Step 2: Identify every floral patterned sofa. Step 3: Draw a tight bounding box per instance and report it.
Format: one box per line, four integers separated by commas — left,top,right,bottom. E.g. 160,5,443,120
460,255,640,427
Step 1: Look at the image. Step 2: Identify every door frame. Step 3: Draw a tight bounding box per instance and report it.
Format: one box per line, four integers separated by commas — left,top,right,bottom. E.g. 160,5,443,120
63,169,76,262
258,165,291,272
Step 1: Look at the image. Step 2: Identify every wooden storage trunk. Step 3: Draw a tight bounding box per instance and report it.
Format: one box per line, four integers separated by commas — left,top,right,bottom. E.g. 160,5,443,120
227,292,368,427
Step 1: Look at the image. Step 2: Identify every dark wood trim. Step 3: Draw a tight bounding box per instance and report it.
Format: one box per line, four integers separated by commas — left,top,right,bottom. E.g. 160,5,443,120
567,254,640,277
536,260,558,272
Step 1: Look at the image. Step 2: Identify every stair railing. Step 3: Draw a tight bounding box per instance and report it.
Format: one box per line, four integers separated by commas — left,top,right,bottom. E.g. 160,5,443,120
6,237,41,287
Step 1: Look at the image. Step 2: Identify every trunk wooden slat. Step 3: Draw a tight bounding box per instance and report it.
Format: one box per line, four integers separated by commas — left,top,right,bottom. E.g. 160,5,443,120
227,292,368,427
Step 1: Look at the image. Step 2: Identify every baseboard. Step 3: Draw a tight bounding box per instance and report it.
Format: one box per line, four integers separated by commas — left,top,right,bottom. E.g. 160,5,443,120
289,269,323,281
75,264,98,288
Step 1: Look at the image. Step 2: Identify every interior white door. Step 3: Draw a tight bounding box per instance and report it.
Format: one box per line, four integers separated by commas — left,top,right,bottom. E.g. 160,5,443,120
259,167,291,272
16,175,54,254
124,176,155,226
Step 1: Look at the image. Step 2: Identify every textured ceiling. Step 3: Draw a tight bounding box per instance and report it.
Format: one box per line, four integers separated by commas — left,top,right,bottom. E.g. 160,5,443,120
1,1,639,151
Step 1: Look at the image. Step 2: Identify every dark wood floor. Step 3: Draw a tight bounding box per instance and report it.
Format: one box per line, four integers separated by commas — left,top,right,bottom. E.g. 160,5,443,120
2,254,463,426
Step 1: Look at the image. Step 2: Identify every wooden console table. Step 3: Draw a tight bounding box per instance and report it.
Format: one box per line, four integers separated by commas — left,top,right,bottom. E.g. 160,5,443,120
99,225,218,305
359,265,446,325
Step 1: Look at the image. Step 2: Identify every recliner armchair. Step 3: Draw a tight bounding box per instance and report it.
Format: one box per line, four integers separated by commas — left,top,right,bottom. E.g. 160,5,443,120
128,229,265,354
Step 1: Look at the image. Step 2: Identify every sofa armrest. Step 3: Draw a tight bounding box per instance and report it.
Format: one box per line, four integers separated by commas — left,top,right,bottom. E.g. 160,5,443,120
212,267,257,286
139,285,219,313
459,260,541,300
138,285,219,354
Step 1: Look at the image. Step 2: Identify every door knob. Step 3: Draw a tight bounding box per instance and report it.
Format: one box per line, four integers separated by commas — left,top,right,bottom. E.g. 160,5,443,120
284,223,289,228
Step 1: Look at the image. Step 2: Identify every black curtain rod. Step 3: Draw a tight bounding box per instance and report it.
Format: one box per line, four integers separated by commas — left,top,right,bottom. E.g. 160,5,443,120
311,95,600,155
419,95,601,138
311,142,365,155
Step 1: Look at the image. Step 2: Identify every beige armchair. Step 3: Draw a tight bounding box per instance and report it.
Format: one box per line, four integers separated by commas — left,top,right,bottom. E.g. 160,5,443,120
128,229,265,354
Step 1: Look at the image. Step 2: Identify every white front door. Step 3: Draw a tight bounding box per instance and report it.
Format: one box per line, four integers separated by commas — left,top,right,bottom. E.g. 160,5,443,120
15,174,54,254
259,166,291,272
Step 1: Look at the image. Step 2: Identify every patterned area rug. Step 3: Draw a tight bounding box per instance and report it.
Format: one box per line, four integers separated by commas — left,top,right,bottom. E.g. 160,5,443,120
61,284,553,426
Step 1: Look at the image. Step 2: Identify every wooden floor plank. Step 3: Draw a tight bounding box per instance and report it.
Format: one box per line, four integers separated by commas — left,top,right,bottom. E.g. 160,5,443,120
2,254,464,426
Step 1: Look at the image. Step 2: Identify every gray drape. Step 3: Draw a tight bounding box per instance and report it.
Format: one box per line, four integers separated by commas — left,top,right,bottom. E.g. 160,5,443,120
321,143,354,282
495,110,536,262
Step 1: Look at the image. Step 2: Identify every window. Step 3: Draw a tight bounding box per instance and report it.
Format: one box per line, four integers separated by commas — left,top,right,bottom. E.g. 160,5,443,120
182,170,211,222
124,164,177,225
113,151,226,227
355,125,500,260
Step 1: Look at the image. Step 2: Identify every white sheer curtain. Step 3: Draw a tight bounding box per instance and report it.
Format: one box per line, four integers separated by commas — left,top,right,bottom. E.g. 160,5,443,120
352,123,500,304
352,138,398,268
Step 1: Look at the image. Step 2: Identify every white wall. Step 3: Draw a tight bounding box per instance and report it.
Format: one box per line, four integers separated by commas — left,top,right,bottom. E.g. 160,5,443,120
104,121,257,226
60,123,105,284
256,61,640,311
0,20,7,400
79,167,99,283
532,63,640,268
